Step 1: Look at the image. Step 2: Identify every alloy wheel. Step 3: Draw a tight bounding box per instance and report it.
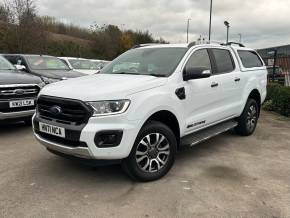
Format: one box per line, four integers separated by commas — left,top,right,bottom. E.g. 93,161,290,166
135,133,170,173
246,104,257,132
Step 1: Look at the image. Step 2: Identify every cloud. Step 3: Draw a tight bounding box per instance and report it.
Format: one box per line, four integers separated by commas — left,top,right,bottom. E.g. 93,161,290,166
37,0,290,48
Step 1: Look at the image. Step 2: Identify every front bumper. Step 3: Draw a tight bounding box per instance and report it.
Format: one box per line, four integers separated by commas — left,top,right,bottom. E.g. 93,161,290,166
0,110,35,120
33,114,141,160
34,132,92,158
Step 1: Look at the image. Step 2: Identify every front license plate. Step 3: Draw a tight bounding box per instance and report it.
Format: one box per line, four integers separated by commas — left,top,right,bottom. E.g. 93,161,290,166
39,122,65,138
9,99,34,108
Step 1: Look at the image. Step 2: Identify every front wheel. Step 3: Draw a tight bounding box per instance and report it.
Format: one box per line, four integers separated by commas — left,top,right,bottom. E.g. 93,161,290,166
122,121,177,182
235,98,259,136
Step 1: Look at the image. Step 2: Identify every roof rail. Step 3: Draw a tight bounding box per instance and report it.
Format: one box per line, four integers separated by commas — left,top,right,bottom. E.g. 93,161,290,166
131,43,161,49
221,42,245,47
187,42,196,48
206,40,224,45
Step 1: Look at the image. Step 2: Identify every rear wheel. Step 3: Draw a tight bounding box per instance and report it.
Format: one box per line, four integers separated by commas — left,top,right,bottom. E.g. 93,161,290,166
122,121,177,182
235,98,259,136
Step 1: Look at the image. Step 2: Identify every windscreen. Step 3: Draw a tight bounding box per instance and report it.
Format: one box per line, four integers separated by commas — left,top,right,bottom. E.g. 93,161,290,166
26,56,70,70
68,59,95,70
0,56,15,70
101,47,187,77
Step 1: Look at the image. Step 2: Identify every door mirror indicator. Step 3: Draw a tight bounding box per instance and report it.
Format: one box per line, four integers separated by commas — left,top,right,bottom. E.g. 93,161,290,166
183,67,211,81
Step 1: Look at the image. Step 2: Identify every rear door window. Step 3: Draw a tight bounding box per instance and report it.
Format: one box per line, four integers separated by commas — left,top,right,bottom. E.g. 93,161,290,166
237,50,263,68
211,49,235,74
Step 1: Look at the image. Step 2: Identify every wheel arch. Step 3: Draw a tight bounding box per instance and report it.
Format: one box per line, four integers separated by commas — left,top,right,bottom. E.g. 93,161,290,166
248,89,261,106
142,110,181,146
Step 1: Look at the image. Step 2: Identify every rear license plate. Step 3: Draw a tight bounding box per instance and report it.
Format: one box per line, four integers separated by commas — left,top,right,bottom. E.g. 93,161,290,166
39,122,65,138
9,99,34,108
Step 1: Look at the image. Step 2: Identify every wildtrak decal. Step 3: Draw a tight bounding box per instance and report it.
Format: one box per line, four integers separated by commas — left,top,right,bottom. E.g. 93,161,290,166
187,120,206,128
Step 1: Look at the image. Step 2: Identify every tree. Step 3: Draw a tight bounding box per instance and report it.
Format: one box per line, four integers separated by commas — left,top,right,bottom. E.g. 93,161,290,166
3,0,47,53
91,24,123,59
119,32,134,53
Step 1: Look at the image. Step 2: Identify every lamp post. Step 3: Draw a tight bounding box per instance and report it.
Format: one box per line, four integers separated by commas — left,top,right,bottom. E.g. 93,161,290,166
224,21,230,43
208,0,213,41
186,18,191,43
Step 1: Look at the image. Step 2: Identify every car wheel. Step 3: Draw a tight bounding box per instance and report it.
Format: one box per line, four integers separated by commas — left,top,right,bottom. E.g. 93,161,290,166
235,98,259,136
122,121,177,182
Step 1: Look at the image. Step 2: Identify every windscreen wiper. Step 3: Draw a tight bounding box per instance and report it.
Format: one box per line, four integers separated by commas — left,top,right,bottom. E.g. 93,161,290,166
146,73,167,77
114,72,140,75
114,72,167,77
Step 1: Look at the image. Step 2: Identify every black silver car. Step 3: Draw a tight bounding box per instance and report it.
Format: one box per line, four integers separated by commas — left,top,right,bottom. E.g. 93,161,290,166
0,55,44,124
3,54,85,84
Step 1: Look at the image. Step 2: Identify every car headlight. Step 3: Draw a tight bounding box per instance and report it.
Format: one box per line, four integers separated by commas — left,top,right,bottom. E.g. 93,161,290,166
38,82,46,89
88,100,130,116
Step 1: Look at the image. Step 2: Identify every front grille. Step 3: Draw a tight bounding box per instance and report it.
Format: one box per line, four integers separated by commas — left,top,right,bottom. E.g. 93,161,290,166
37,95,93,125
36,131,87,147
0,85,40,100
0,85,39,113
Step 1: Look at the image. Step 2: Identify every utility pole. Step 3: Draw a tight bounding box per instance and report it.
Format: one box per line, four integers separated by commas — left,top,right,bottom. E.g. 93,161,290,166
186,18,191,43
224,21,230,43
208,0,213,41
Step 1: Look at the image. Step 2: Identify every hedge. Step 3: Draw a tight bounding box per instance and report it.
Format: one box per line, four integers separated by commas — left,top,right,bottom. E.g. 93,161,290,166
263,83,290,117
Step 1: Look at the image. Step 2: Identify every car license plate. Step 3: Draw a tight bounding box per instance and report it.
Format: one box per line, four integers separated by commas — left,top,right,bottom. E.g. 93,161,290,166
9,99,34,108
39,122,65,138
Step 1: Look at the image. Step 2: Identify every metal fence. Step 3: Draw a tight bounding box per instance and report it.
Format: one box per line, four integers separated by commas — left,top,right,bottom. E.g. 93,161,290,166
257,45,290,86
285,72,290,86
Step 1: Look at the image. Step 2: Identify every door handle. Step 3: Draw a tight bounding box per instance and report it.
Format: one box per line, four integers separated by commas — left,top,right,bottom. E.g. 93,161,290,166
211,82,218,87
234,77,241,82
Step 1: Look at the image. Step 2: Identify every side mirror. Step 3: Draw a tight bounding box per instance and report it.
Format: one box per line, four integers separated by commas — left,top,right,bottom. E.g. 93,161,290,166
15,64,26,71
183,67,211,81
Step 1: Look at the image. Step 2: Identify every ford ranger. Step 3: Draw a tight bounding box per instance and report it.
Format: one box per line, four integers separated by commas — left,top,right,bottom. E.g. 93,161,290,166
32,42,267,181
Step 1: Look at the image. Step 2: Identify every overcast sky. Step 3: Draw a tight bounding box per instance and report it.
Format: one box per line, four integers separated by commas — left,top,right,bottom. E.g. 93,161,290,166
37,0,290,49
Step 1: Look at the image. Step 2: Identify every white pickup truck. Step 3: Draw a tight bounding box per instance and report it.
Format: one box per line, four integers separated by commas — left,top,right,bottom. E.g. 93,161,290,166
33,42,267,181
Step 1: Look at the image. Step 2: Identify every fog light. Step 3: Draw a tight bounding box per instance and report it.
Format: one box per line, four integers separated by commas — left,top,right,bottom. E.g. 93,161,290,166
94,130,123,148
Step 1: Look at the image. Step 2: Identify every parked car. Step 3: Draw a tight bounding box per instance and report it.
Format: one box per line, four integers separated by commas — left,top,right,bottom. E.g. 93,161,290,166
0,55,44,124
3,54,85,84
33,42,267,181
59,57,101,75
91,59,110,70
266,66,285,85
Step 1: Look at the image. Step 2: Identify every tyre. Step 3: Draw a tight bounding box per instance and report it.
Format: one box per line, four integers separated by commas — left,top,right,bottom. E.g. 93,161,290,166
122,121,177,182
235,98,259,136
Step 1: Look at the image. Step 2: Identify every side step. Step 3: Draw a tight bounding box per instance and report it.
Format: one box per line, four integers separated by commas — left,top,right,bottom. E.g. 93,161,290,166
181,120,238,147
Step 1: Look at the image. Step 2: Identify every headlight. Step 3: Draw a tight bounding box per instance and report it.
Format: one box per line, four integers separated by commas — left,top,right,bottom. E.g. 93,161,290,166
38,82,46,89
88,100,130,116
